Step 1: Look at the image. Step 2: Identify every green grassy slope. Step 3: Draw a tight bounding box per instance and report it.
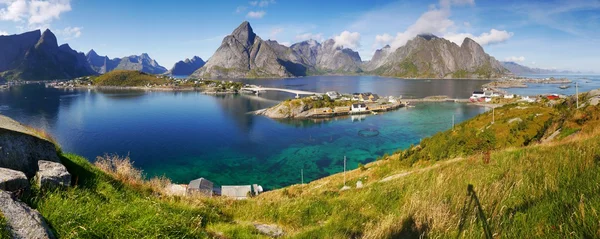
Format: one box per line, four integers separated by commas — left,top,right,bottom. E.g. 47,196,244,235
9,92,599,238
92,70,169,87
0,212,10,239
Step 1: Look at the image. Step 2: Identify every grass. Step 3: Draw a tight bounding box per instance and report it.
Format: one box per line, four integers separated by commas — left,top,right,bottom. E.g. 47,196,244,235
0,212,10,239
20,153,240,238
8,93,600,238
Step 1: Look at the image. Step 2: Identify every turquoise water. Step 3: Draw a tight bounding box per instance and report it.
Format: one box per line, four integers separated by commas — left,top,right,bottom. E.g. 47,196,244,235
0,76,489,189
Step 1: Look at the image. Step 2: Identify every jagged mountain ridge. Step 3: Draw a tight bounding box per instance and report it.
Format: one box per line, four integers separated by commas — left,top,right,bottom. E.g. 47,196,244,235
85,51,168,75
0,29,95,81
169,56,205,76
368,34,507,78
192,21,363,79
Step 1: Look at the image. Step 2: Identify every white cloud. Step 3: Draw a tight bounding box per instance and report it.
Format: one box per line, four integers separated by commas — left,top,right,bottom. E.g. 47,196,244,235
258,0,275,7
279,41,290,47
372,0,513,51
504,56,525,62
249,1,258,6
235,6,246,13
444,29,513,46
295,32,323,42
0,30,8,35
246,10,265,19
56,26,81,39
269,27,283,38
0,0,71,26
333,31,361,49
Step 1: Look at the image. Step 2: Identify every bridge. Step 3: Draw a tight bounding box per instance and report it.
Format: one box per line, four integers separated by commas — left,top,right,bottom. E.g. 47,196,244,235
241,87,322,98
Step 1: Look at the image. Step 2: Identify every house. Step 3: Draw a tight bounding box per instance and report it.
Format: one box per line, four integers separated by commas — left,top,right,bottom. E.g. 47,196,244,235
187,178,214,197
351,103,368,113
388,96,398,103
546,94,560,100
221,185,253,200
369,94,380,102
326,91,340,99
504,94,515,99
352,93,361,101
472,91,485,98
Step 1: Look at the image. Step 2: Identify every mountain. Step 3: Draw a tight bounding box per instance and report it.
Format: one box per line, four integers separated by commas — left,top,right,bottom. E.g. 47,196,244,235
362,45,392,71
192,21,363,79
85,51,168,75
0,29,95,81
169,56,205,76
193,21,299,79
369,34,507,79
501,61,581,75
290,39,362,73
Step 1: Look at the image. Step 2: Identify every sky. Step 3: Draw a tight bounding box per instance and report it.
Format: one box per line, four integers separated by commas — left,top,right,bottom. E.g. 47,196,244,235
0,0,598,72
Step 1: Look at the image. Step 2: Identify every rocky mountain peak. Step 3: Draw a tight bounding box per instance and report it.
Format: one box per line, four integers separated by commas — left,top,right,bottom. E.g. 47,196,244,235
231,21,256,47
36,29,58,49
417,33,439,41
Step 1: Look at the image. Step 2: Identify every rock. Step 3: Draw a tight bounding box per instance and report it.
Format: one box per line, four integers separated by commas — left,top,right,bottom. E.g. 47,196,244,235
254,223,284,238
589,96,600,106
356,180,363,189
508,118,522,124
340,185,351,191
0,168,28,192
164,184,187,196
0,115,60,178
0,191,55,239
35,160,71,189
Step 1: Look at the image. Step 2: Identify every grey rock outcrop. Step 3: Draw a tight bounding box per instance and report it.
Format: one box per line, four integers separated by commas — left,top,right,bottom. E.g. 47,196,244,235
85,51,168,75
0,168,28,192
193,21,294,79
169,56,205,76
0,115,59,178
362,45,392,71
369,34,507,78
35,160,71,189
0,191,56,239
257,100,311,118
254,223,284,237
0,29,96,81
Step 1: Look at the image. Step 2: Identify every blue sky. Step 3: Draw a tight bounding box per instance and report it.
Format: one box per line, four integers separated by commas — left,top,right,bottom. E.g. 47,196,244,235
0,0,598,72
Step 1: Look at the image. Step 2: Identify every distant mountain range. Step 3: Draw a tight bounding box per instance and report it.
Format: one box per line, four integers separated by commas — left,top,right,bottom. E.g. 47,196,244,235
168,56,205,75
501,61,582,75
86,50,167,75
0,29,94,81
193,22,506,79
2,22,587,82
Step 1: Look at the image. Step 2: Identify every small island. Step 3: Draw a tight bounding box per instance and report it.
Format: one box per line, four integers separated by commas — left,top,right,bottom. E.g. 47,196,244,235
255,92,404,119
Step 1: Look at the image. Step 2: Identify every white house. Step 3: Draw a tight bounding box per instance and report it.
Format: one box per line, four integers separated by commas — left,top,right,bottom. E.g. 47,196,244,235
504,94,515,99
351,103,368,113
326,91,340,99
472,91,485,98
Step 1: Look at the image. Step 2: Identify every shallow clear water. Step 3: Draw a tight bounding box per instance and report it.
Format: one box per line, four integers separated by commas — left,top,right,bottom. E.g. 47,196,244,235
0,76,490,189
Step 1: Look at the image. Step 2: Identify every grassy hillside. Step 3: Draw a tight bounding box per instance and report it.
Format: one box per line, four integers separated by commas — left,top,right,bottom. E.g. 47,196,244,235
0,212,9,239
8,91,600,238
92,70,169,87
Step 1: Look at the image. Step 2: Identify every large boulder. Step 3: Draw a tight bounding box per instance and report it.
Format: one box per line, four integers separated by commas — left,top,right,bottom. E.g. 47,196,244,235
35,161,71,189
0,191,55,239
0,168,28,192
0,115,59,178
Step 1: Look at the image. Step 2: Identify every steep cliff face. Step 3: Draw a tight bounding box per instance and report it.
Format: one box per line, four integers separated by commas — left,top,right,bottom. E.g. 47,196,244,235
86,50,120,74
193,21,293,79
0,30,95,81
290,39,362,73
370,35,507,78
362,45,392,71
169,56,205,76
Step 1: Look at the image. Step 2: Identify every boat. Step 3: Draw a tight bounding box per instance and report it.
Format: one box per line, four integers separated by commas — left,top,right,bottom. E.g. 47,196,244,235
559,85,571,89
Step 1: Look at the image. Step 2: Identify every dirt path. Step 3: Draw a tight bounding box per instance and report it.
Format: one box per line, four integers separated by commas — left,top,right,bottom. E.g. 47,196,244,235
380,157,465,183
